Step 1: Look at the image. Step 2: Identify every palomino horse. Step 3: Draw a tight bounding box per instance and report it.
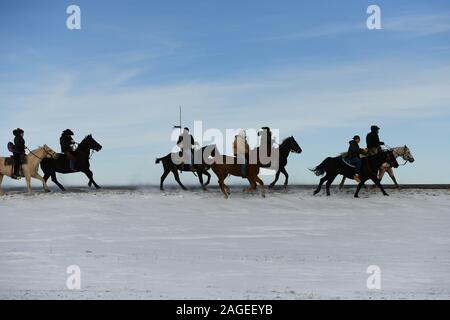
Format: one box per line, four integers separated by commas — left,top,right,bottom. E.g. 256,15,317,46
40,135,103,191
155,145,218,191
211,155,265,199
338,146,414,190
0,145,58,195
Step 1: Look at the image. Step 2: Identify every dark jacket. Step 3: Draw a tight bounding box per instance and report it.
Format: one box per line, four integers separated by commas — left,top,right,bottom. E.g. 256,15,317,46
60,135,76,153
347,140,363,158
13,136,25,154
176,134,195,148
366,131,383,149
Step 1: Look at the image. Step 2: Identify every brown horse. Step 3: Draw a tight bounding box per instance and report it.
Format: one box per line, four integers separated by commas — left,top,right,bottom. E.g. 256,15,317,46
211,155,265,199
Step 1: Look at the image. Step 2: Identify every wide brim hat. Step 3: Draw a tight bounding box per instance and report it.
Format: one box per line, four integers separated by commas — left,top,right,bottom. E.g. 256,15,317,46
13,128,24,136
63,129,74,135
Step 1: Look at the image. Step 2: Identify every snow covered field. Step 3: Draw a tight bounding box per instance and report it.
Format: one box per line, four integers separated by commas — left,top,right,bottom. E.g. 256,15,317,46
0,186,449,299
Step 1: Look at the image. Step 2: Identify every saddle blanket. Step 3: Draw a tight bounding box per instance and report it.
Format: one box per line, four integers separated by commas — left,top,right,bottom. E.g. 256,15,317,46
4,157,27,166
342,158,356,168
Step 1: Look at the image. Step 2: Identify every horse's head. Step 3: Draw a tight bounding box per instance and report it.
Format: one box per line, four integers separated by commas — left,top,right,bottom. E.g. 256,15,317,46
285,136,302,154
83,134,103,152
43,144,59,159
402,145,414,163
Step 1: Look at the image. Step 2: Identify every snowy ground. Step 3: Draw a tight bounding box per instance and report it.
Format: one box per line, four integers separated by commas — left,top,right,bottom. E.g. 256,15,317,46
0,185,449,299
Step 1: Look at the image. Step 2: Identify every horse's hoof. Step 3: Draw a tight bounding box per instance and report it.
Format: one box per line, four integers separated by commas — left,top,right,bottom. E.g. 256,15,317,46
45,190,51,193
383,193,389,196
313,191,319,195
354,195,359,198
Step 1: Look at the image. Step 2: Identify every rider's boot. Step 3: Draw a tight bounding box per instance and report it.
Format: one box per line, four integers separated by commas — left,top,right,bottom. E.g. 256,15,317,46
69,160,77,172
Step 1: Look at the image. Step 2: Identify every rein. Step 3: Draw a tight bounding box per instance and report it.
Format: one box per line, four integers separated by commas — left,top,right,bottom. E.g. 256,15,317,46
26,147,44,160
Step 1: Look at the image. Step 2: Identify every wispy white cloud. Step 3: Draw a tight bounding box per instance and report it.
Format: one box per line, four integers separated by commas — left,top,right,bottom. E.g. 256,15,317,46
1,58,449,184
260,23,363,41
384,13,450,36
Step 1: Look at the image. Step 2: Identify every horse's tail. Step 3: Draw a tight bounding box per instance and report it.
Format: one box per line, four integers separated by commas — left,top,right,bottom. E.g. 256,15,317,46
310,158,329,176
155,157,162,164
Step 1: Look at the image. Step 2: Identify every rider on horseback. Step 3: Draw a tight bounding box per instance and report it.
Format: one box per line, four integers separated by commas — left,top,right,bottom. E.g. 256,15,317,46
177,127,197,170
60,129,77,172
258,126,275,158
345,135,365,183
11,128,26,179
366,125,384,156
233,129,249,178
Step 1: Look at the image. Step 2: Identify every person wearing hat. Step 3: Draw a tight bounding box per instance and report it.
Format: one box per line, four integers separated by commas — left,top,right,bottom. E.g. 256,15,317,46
60,129,77,171
346,135,365,182
176,127,197,170
233,129,250,177
258,126,274,158
11,128,26,179
366,125,384,156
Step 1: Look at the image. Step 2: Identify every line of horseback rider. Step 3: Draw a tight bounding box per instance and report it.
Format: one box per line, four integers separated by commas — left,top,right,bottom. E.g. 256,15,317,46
345,125,385,182
8,128,79,179
176,126,274,177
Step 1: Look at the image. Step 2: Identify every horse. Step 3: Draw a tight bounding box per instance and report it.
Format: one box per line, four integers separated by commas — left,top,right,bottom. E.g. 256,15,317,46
40,135,103,191
266,136,302,189
338,146,414,190
310,150,398,198
210,154,265,199
155,145,218,191
0,145,58,195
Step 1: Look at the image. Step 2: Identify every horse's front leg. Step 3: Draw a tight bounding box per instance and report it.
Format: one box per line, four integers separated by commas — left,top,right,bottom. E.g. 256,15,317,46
280,167,289,189
84,169,101,189
387,168,400,190
25,174,32,194
197,172,206,190
0,174,4,195
255,176,266,198
269,170,281,189
354,181,364,198
204,171,211,186
338,176,346,190
32,172,50,193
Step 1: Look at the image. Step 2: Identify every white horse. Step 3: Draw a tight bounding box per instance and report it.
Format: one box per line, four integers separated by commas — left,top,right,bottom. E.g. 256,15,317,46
339,146,415,190
0,145,58,195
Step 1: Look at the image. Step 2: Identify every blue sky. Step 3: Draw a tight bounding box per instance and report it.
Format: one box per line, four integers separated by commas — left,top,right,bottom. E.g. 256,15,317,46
1,0,449,186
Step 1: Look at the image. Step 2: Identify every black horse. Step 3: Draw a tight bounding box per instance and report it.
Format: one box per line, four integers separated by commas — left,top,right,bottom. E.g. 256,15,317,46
155,145,218,191
311,150,398,198
40,135,103,191
263,136,302,189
